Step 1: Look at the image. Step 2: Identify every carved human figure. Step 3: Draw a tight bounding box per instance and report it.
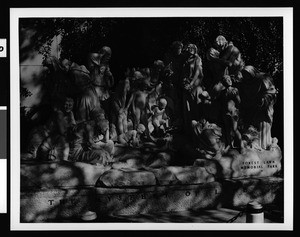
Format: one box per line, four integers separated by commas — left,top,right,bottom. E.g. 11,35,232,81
87,46,114,119
219,75,243,149
163,41,185,126
62,59,101,123
118,124,146,147
191,119,227,159
206,35,242,91
182,43,204,104
151,97,169,136
130,75,152,132
240,65,278,149
42,56,70,109
112,78,134,135
146,81,163,117
220,40,244,81
68,110,113,165
23,116,55,160
164,41,184,87
92,118,115,155
181,43,204,134
150,60,165,85
36,97,76,161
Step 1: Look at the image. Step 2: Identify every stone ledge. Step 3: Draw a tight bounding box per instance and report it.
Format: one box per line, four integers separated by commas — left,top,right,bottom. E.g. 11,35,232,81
220,177,284,207
21,145,282,190
95,182,223,215
20,156,283,222
21,161,111,189
20,177,283,222
21,188,91,222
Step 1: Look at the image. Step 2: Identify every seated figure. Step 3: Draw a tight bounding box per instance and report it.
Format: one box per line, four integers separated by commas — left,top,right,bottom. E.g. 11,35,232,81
118,124,146,147
191,119,227,160
68,111,113,165
36,97,76,161
151,97,169,136
92,118,115,155
241,125,262,151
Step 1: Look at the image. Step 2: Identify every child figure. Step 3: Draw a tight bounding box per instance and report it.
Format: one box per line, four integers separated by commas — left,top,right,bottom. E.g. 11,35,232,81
93,118,115,155
118,124,146,147
60,97,76,132
151,97,169,136
220,75,243,150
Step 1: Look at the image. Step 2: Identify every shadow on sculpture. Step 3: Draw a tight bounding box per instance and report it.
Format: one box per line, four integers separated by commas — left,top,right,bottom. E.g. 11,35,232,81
19,31,283,222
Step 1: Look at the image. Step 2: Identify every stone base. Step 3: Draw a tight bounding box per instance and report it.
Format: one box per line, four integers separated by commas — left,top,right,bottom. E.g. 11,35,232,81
20,177,283,222
220,177,284,208
21,188,91,222
95,182,222,216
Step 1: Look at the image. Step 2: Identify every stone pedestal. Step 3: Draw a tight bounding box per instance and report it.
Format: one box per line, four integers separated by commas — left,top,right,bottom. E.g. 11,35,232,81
21,188,91,222
95,182,222,215
193,146,282,179
220,177,283,208
20,159,284,222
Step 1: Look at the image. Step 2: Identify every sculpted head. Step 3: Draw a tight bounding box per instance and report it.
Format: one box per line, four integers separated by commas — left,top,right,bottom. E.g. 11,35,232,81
137,124,146,134
171,41,183,55
63,97,74,113
61,59,73,72
185,43,198,56
158,97,167,109
214,35,228,51
99,46,112,63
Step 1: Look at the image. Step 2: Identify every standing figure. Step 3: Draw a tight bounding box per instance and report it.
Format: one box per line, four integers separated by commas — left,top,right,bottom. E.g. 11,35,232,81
23,56,69,137
87,46,114,119
219,75,243,149
150,60,165,85
163,41,185,126
62,59,101,123
130,77,152,131
164,41,185,89
182,43,204,104
112,78,134,135
182,43,204,134
42,56,70,109
146,81,163,116
240,66,278,149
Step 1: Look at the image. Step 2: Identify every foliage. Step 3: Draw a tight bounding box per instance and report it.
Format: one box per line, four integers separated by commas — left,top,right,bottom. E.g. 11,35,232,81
182,18,283,78
20,85,32,98
19,17,283,91
20,18,116,63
